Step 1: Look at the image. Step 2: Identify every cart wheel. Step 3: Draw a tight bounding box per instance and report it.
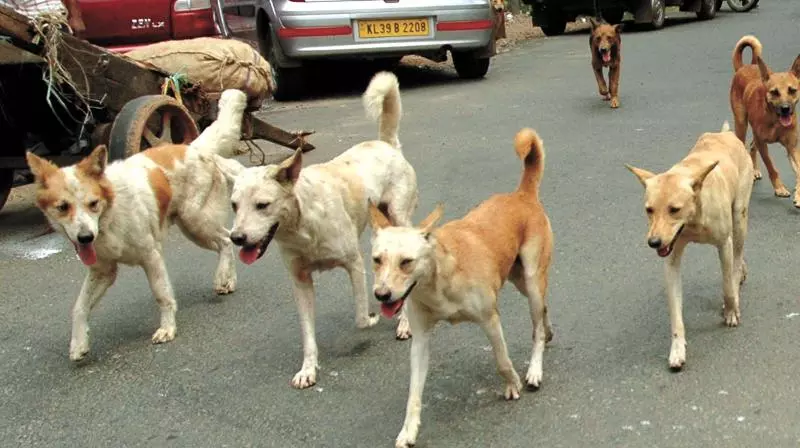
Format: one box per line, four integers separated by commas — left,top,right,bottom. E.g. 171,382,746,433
0,169,13,213
108,95,199,161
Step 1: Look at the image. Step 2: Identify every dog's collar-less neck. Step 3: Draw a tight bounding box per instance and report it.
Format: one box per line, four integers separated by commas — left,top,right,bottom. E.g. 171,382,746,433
399,281,418,302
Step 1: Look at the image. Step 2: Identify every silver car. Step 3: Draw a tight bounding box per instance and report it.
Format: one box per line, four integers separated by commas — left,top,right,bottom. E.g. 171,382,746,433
253,0,498,100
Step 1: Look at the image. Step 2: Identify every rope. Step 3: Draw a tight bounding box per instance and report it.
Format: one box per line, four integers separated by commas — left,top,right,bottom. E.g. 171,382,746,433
160,73,188,105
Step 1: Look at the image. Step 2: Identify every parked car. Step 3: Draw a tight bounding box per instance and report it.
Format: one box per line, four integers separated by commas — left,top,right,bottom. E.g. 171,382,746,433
253,0,498,101
521,0,717,36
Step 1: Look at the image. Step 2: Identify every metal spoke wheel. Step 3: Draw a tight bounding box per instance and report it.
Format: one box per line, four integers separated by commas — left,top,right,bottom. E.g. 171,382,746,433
108,95,200,161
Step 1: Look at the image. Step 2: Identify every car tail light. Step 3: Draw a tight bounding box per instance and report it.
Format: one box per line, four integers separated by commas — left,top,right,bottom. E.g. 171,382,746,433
174,0,212,11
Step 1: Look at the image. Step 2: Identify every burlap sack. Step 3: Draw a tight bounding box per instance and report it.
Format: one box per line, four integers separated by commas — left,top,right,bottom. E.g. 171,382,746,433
126,37,276,105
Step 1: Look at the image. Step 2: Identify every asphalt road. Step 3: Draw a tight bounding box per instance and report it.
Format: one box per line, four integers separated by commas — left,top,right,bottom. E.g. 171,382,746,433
3,3,800,447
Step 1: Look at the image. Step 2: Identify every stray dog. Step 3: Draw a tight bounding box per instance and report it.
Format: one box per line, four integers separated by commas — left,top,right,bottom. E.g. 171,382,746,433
589,17,622,108
228,71,418,389
730,35,800,205
369,128,553,448
26,89,248,362
625,121,753,371
491,0,507,40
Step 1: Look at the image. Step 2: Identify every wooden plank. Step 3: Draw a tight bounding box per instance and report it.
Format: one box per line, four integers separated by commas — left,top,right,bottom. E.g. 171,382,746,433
0,5,35,42
0,39,44,64
248,115,315,152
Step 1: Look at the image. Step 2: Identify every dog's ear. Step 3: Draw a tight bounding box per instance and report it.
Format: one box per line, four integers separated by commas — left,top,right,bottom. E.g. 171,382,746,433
418,203,444,238
691,160,719,191
77,145,108,179
613,23,623,34
756,56,772,82
25,151,59,186
368,201,392,231
275,148,303,185
588,17,600,29
624,164,655,187
789,54,800,79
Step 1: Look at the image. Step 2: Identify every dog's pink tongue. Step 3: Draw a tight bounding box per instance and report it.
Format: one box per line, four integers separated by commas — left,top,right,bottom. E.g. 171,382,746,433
76,244,97,266
239,247,260,265
780,115,793,127
657,247,670,258
380,300,404,319
602,53,611,63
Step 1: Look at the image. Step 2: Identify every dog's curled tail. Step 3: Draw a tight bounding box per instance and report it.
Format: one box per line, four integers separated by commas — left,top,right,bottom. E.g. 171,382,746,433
363,71,402,150
514,128,545,196
188,89,248,158
732,35,762,72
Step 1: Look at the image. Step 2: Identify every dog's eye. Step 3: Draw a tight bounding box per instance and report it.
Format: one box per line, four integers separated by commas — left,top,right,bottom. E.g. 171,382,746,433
789,87,798,95
256,202,270,210
87,200,99,211
770,88,780,97
372,257,381,265
645,207,654,215
56,202,70,213
669,206,681,214
231,202,238,212
400,258,413,268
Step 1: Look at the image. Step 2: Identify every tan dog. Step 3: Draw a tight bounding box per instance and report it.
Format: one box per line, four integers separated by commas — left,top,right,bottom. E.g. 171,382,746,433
625,121,753,371
729,35,800,205
368,128,553,448
25,90,247,362
589,17,622,108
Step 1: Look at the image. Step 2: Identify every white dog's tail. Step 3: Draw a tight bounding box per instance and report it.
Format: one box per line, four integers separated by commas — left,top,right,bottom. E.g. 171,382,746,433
721,121,731,132
363,71,402,150
187,89,248,158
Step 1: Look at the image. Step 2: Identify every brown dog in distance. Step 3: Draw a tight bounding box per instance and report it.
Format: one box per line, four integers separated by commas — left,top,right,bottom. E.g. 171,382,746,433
729,35,800,206
589,17,622,109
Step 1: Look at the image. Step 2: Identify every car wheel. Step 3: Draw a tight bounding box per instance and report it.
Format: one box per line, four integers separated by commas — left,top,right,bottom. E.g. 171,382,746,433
604,8,625,24
648,0,666,29
532,5,567,36
257,20,305,102
0,169,13,214
715,0,723,11
697,0,717,19
452,52,491,79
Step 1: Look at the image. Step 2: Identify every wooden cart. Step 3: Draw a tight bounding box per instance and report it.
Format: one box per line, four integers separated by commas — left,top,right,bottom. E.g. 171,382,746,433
0,5,314,212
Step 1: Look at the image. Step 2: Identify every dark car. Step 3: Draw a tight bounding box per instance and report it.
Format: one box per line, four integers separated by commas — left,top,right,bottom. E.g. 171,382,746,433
521,0,717,35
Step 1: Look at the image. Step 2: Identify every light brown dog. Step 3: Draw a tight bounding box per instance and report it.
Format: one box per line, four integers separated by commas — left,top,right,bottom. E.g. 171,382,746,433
626,122,753,371
589,17,622,108
368,128,554,448
730,35,800,205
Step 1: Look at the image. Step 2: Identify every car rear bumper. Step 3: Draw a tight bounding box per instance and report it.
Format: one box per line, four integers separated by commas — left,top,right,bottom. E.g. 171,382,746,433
273,1,494,59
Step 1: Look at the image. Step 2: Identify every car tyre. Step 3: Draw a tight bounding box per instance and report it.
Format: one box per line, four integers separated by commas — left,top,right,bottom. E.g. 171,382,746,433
257,20,305,102
715,0,723,11
697,0,717,19
532,6,567,36
648,0,666,29
452,52,491,79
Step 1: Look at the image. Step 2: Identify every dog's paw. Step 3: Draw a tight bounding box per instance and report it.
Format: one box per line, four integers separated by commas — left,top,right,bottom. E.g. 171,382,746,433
723,305,741,327
668,339,686,372
357,312,381,329
69,341,90,363
739,262,748,286
396,317,412,340
793,197,800,209
395,430,417,448
291,368,317,389
214,277,237,295
151,326,176,344
503,372,523,400
525,365,543,391
753,170,762,181
774,185,791,198
610,97,620,109
545,325,554,343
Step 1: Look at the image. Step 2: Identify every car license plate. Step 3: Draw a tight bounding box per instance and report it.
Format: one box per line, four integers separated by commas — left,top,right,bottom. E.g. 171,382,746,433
357,18,430,39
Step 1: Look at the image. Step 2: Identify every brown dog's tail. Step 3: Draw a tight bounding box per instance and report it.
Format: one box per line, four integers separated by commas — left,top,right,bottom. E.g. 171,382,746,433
514,128,545,197
732,35,762,72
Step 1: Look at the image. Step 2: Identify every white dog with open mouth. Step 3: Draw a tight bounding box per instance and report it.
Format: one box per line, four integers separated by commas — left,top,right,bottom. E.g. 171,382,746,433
228,71,418,389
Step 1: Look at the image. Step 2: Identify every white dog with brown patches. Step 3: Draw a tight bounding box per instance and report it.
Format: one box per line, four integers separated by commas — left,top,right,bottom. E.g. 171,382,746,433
625,121,753,371
368,128,554,448
26,89,248,362
228,71,418,389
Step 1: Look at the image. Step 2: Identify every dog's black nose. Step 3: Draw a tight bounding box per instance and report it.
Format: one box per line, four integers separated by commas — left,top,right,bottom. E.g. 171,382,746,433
374,291,392,302
230,231,246,246
647,237,662,249
780,104,792,115
77,231,94,245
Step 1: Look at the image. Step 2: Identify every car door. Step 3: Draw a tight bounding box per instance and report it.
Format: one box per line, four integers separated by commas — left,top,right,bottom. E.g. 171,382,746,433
77,0,172,46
